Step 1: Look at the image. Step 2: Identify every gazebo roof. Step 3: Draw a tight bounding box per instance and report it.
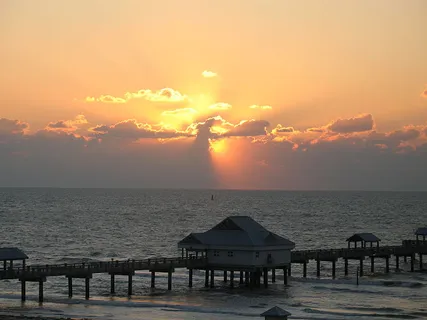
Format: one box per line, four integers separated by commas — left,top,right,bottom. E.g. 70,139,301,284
346,233,380,243
415,227,427,236
260,306,292,317
0,247,28,261
178,216,295,248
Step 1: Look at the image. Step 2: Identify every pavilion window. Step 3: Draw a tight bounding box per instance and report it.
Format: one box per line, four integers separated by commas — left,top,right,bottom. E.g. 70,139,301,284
227,251,234,257
255,251,260,258
213,251,220,257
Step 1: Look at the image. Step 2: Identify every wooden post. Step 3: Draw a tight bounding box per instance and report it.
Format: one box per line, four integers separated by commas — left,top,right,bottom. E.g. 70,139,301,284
39,280,43,303
420,254,423,271
245,271,249,286
167,270,172,290
272,268,276,282
189,269,193,288
128,274,132,296
410,254,415,272
283,267,288,285
332,260,336,279
344,259,348,276
316,259,320,277
303,262,307,278
395,255,399,270
223,270,227,282
240,271,244,284
85,277,90,300
359,258,364,277
110,274,115,294
21,280,26,301
68,277,73,298
385,256,390,273
263,268,268,288
204,270,209,287
151,271,155,288
210,269,214,288
287,264,291,276
3,261,6,270
230,271,234,288
404,256,407,263
371,256,375,273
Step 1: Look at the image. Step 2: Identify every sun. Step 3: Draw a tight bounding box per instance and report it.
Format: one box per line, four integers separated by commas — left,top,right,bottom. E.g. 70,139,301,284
209,138,227,154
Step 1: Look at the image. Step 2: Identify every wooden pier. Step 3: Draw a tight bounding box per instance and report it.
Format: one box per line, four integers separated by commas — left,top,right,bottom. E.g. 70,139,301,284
0,240,426,303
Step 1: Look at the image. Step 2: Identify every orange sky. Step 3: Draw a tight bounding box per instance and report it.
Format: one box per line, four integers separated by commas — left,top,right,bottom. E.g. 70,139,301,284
1,0,427,189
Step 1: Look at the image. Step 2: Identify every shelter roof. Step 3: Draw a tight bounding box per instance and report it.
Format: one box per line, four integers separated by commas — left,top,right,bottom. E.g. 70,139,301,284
178,216,295,248
415,227,427,236
260,306,292,317
0,247,28,261
346,233,381,242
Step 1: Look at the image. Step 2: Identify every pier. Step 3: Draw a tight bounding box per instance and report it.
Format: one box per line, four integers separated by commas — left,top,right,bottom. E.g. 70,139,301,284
1,240,426,303
1,218,426,303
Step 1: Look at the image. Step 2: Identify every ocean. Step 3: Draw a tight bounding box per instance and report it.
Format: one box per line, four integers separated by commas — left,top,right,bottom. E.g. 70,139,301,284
0,188,426,320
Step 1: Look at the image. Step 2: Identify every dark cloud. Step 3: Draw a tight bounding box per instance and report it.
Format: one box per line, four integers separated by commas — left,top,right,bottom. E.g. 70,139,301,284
0,118,28,135
328,114,374,133
222,120,269,137
47,121,73,130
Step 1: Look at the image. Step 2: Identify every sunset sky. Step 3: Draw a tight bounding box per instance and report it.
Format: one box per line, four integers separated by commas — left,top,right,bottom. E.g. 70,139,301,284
1,0,427,190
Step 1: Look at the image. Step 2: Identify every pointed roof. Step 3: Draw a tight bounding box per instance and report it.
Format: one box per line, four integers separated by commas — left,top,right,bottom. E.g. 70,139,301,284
260,306,292,317
0,247,28,261
346,233,380,242
178,216,295,248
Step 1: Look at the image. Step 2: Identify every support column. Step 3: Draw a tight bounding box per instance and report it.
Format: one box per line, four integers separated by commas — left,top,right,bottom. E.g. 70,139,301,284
344,259,348,276
245,271,249,286
205,270,209,288
410,254,415,272
283,267,288,286
151,271,155,288
167,270,172,290
263,268,268,288
272,268,276,282
371,256,375,273
210,269,214,288
223,270,227,282
287,264,292,276
3,260,6,270
39,280,44,303
332,260,336,279
189,269,193,288
21,280,26,302
359,258,364,277
385,256,390,273
230,271,234,288
128,274,133,296
68,277,73,298
303,262,307,278
420,254,423,271
85,277,90,300
316,259,320,277
240,271,244,284
395,256,399,270
110,274,115,294
404,256,407,263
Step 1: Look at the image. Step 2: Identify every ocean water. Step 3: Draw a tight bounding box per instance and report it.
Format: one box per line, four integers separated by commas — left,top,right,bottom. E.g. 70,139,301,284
0,188,427,320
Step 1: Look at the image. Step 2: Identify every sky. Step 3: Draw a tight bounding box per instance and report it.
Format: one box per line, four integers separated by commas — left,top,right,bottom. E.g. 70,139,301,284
1,0,427,190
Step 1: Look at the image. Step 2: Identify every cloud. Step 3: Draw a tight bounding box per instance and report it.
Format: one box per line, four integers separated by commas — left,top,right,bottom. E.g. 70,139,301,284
223,120,270,137
272,124,295,135
327,114,374,133
249,105,272,110
90,119,191,140
45,115,88,132
208,102,232,110
202,70,217,78
85,88,187,104
0,118,29,136
421,86,427,98
161,108,198,117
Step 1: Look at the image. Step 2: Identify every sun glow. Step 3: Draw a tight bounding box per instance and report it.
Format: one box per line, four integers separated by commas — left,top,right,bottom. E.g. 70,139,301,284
209,139,227,154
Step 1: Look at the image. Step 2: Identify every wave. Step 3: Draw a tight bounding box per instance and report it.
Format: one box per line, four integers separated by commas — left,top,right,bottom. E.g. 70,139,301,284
303,307,418,319
291,276,424,288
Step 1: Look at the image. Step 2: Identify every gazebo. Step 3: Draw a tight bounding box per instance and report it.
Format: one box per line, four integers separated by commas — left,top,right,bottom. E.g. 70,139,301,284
0,247,28,270
346,233,380,249
415,227,427,242
260,306,292,320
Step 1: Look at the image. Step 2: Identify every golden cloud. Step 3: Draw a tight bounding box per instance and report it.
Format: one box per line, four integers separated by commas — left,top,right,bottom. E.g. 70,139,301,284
208,102,232,110
161,108,198,117
202,70,217,78
85,88,187,104
249,105,272,110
